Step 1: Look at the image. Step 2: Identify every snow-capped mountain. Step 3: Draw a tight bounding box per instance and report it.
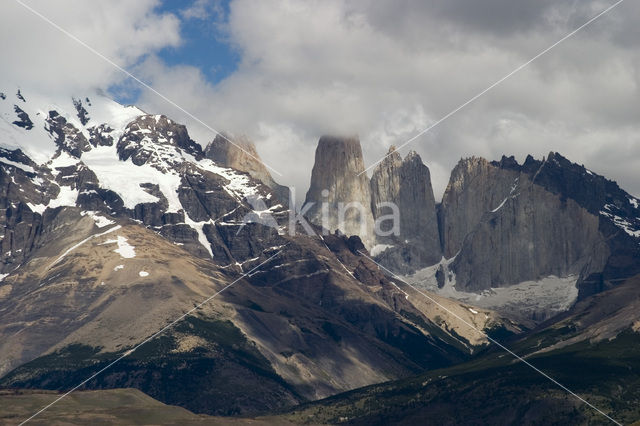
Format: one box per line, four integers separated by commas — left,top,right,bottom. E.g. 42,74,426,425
1,86,512,416
0,88,142,163
0,86,291,266
1,85,639,421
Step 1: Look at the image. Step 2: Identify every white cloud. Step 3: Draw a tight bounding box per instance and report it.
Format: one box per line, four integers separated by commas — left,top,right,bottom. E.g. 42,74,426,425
2,0,639,200
180,0,224,21
133,0,640,199
0,0,180,95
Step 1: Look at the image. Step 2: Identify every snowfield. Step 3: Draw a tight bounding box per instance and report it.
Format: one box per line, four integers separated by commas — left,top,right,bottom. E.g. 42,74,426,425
404,259,579,323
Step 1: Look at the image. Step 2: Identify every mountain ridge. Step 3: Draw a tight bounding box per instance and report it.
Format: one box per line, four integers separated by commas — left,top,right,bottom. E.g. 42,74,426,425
1,86,640,422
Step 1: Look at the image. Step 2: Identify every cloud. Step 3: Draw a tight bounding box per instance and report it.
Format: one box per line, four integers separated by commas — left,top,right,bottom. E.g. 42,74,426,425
2,0,638,201
0,0,181,94
180,0,225,21
132,0,639,200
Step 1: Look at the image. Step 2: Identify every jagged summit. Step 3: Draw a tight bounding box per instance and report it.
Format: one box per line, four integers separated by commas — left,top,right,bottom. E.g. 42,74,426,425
0,86,289,264
204,133,289,204
370,147,441,273
302,138,640,321
0,86,144,164
303,136,443,272
117,114,203,170
434,151,640,321
304,135,376,247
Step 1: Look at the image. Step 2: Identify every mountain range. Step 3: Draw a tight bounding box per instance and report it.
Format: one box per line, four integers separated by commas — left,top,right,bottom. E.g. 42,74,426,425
0,87,639,425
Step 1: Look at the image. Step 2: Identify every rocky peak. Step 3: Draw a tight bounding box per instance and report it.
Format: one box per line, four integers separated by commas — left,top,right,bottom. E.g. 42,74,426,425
12,106,33,130
304,135,375,247
369,146,402,219
73,97,90,126
204,134,289,205
438,152,640,315
440,156,520,258
493,154,520,171
87,123,115,147
116,114,202,170
46,110,91,158
370,148,442,273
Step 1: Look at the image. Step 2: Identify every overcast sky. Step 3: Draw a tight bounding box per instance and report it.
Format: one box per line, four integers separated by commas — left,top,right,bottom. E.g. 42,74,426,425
1,0,639,200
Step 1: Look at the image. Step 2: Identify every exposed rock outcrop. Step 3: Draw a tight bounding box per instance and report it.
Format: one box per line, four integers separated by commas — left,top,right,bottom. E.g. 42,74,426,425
72,97,90,126
204,134,289,205
439,156,521,258
370,147,403,225
12,106,33,130
370,147,441,273
117,114,202,169
304,135,375,248
443,152,640,296
46,110,91,158
87,123,115,147
451,175,609,292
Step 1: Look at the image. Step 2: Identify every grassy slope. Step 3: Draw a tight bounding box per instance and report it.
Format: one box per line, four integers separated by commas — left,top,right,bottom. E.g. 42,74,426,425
280,330,640,425
0,316,302,416
0,388,296,425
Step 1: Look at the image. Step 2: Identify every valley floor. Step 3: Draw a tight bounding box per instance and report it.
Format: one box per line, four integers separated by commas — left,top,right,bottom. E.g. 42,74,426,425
0,388,296,426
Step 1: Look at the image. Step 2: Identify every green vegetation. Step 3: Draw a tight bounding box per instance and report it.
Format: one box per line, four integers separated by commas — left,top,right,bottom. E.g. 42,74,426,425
0,316,301,417
281,329,640,425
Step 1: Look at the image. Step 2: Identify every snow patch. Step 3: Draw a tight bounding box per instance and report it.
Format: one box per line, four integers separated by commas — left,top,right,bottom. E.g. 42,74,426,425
111,236,136,258
183,213,213,258
48,151,80,171
600,204,640,238
81,211,115,228
26,202,46,214
196,159,261,201
28,183,79,214
406,264,579,322
82,145,184,210
49,186,79,208
114,264,124,271
0,157,35,173
139,271,149,277
370,244,393,257
490,198,507,213
491,178,519,213
0,273,9,282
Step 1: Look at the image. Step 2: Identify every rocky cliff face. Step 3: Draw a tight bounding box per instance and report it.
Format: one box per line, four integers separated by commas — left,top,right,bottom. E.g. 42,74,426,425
439,156,521,258
370,147,441,273
204,134,289,205
451,174,609,292
304,135,375,248
442,153,640,297
304,138,444,272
